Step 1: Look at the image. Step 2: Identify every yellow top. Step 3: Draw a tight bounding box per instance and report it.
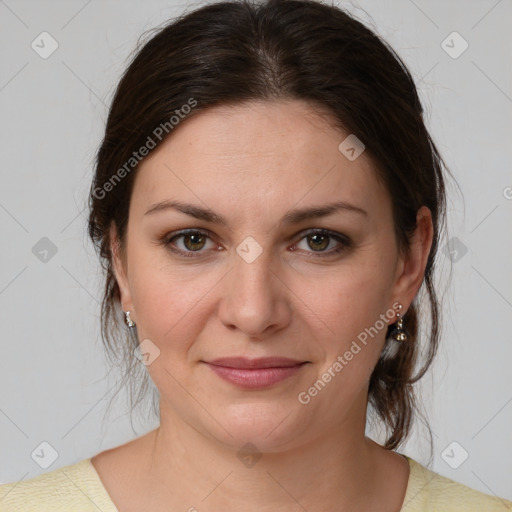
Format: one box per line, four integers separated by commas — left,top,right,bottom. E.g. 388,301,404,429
1,455,511,511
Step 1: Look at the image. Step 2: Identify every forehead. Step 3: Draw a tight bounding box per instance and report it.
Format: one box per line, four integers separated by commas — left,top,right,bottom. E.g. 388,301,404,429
130,99,389,220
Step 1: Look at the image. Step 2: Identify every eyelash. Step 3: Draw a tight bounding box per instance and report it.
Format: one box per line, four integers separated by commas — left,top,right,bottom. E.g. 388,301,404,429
161,228,351,259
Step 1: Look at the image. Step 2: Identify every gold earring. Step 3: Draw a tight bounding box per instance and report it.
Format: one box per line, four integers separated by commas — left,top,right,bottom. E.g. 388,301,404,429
390,305,408,342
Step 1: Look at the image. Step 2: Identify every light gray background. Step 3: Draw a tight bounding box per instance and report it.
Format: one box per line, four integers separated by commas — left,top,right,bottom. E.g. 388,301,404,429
1,0,511,502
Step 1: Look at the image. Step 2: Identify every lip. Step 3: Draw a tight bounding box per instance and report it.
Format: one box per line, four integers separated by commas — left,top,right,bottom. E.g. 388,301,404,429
204,357,309,389
207,357,307,369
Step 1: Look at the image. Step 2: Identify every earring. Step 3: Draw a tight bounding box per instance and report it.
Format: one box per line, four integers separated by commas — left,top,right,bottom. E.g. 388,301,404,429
124,310,139,348
380,304,408,360
389,305,408,342
124,310,136,328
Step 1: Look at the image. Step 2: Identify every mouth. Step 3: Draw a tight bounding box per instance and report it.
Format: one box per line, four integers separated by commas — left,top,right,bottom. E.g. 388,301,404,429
206,356,308,369
203,357,310,389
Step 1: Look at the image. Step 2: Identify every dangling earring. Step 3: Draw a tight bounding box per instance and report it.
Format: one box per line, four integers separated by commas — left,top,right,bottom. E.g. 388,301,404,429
124,310,136,328
123,310,139,348
381,304,408,360
390,310,408,342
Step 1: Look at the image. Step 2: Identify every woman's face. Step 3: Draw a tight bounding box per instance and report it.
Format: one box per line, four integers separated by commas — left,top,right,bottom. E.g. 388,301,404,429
112,99,430,452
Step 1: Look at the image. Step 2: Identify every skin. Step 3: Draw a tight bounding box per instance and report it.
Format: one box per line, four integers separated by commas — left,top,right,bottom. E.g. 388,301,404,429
91,99,433,512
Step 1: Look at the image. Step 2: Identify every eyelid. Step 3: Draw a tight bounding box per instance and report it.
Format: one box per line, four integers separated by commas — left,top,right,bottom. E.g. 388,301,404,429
295,228,350,244
162,228,219,257
292,228,350,257
162,227,350,258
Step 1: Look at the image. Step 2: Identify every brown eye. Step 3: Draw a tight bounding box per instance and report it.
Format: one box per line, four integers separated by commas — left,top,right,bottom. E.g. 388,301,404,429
163,229,216,258
295,229,350,257
182,232,207,251
307,233,330,251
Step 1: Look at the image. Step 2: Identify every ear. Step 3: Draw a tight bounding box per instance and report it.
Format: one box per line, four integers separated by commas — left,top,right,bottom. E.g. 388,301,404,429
391,206,434,312
109,222,134,318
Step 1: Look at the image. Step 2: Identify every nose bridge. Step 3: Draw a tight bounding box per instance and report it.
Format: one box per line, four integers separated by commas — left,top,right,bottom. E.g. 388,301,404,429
219,234,289,337
231,234,275,297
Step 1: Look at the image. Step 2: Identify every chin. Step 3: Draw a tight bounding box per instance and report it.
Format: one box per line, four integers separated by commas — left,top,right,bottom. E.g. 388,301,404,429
202,401,309,454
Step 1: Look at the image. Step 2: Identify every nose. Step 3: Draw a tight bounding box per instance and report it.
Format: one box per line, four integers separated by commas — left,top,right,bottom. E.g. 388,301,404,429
217,242,292,340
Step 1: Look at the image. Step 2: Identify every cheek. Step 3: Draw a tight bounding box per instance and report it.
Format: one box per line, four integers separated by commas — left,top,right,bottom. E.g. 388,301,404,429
306,254,394,365
125,245,205,350
131,277,205,350
301,274,393,409
323,254,393,317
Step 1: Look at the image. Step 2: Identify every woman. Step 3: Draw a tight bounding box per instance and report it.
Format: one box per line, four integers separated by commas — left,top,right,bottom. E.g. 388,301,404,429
1,0,510,510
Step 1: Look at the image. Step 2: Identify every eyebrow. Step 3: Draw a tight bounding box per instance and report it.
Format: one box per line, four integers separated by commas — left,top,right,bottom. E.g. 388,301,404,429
144,199,367,225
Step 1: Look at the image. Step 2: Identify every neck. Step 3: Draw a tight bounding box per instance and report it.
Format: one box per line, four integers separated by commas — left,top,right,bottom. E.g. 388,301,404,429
135,397,406,511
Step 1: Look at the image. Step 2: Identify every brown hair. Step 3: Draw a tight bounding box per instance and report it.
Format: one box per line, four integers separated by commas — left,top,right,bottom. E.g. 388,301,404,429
88,0,448,449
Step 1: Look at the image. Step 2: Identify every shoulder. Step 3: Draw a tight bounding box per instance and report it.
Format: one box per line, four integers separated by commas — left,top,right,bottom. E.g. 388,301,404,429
0,458,118,512
402,456,512,511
